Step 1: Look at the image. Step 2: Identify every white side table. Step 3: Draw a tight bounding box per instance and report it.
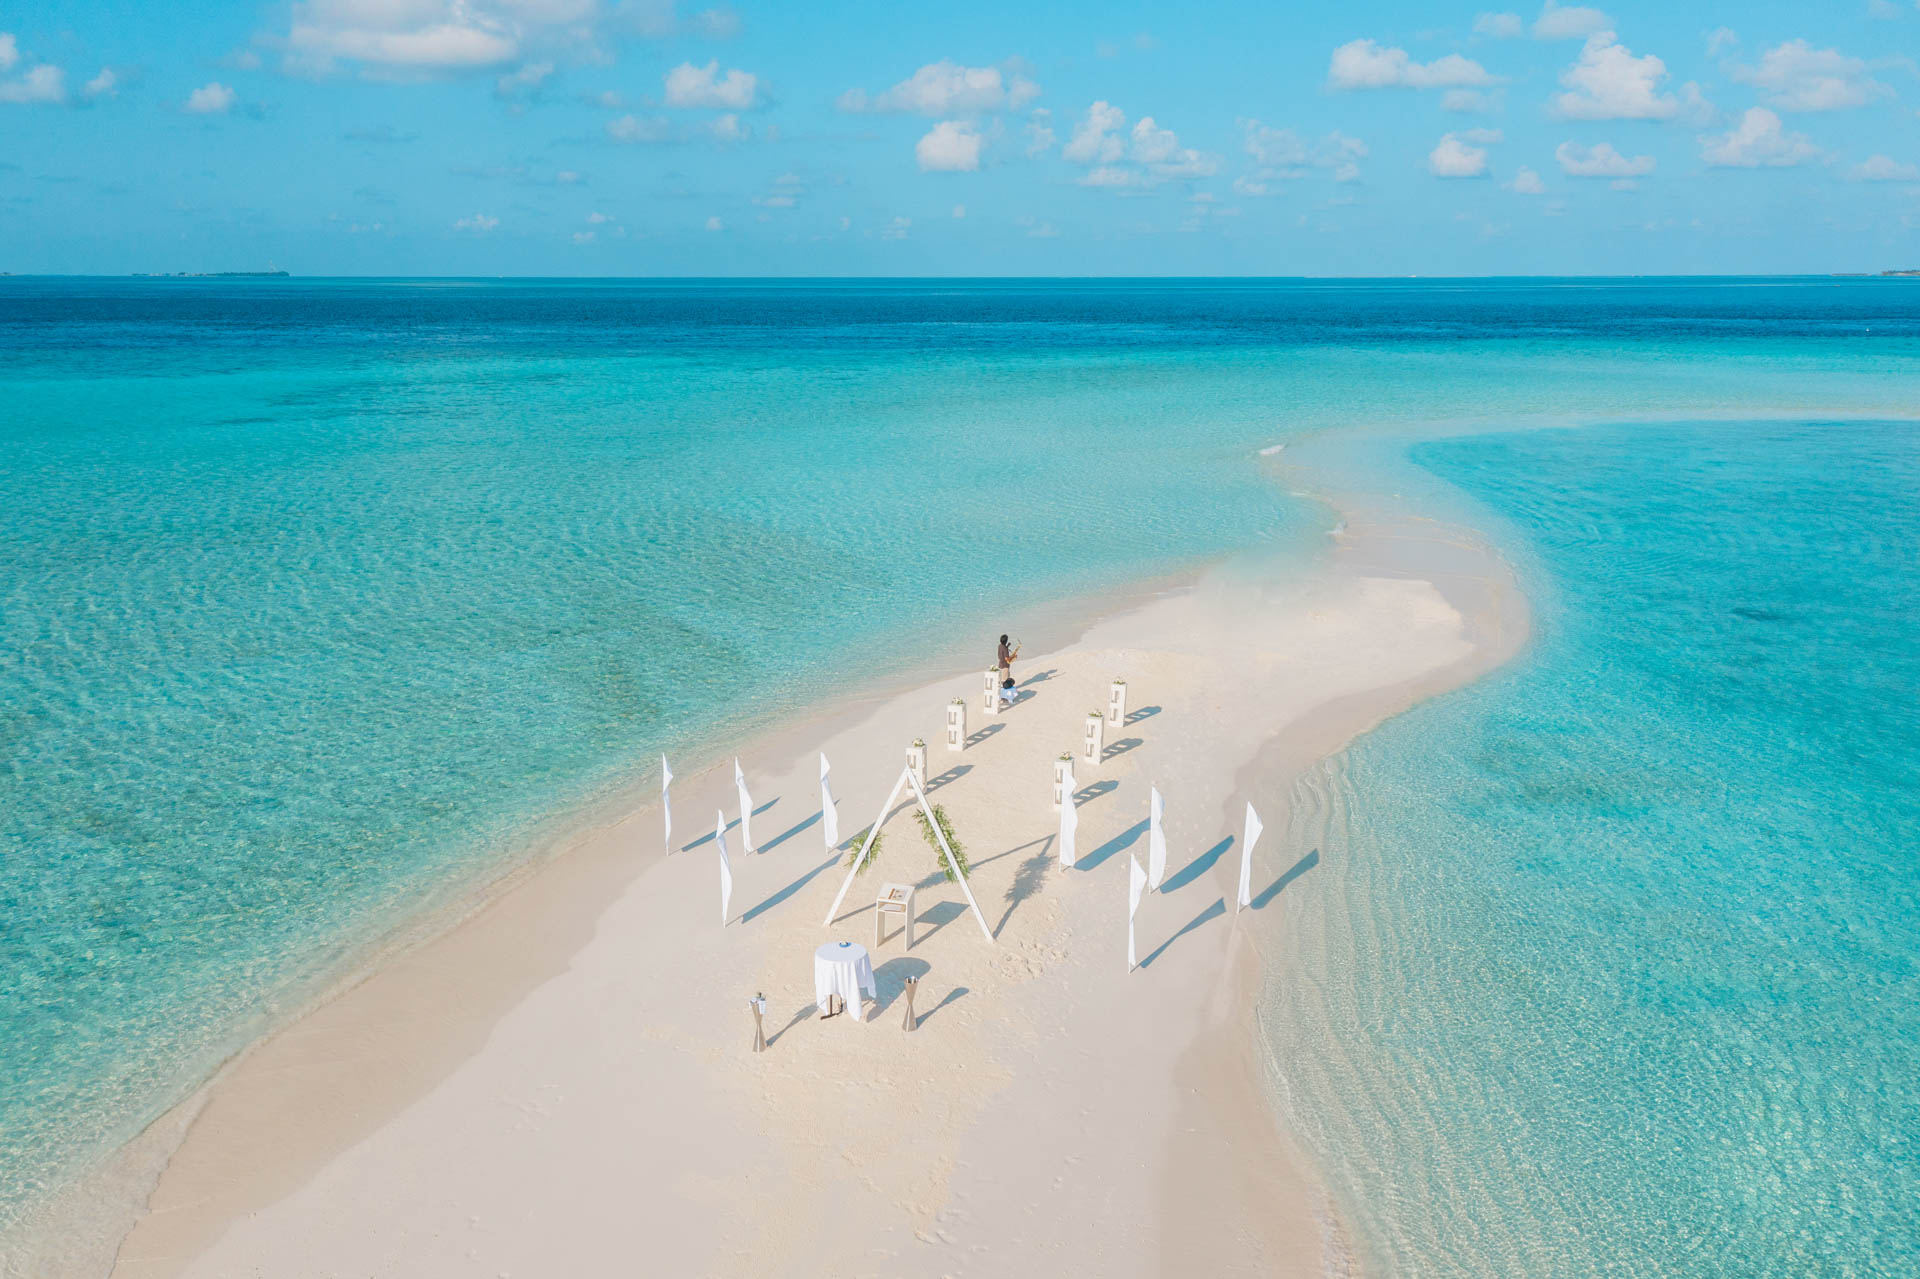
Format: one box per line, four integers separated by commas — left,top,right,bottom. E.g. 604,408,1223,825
875,882,917,949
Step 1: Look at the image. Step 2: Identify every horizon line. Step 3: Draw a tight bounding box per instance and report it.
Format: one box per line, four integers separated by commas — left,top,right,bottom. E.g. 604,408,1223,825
5,271,1915,282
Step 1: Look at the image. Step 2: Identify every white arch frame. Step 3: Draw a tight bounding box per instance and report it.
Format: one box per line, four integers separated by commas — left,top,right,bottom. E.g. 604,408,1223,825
820,764,994,943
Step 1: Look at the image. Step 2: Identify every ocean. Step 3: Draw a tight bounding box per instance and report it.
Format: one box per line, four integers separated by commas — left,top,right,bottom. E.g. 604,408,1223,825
1264,415,1920,1277
2,278,1916,1273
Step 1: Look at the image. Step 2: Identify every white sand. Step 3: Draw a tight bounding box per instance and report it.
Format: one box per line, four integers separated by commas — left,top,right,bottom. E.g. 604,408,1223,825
101,491,1526,1279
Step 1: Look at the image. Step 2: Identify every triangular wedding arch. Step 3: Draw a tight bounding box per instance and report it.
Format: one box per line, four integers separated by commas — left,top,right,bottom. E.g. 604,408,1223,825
821,764,995,943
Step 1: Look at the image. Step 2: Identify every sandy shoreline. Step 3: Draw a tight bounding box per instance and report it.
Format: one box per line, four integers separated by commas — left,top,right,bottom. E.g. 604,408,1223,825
36,458,1526,1279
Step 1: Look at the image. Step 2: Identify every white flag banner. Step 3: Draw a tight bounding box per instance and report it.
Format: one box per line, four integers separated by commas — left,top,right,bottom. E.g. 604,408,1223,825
820,752,839,852
1058,763,1078,867
1148,786,1167,892
1239,802,1264,910
715,810,733,926
734,757,755,853
1128,854,1148,971
661,754,674,853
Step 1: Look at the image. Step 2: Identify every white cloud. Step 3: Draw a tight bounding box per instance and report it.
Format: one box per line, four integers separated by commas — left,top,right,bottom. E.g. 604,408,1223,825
1700,106,1822,167
1079,165,1149,188
881,215,910,239
1328,39,1497,90
694,7,741,39
1242,122,1308,169
587,210,610,223
1063,100,1126,163
1475,12,1524,38
184,81,237,114
1017,215,1059,238
1025,108,1056,157
917,119,983,171
1429,132,1492,177
1555,139,1655,176
1730,40,1886,112
1532,2,1611,40
453,212,499,232
1551,31,1698,120
1240,120,1367,184
301,0,687,70
1442,88,1500,113
276,1,728,75
572,230,595,244
1706,27,1739,56
1868,0,1901,18
606,113,669,142
1508,165,1546,193
1852,153,1919,181
0,39,68,105
0,62,64,105
952,203,966,218
664,60,756,109
1065,106,1218,186
838,60,1037,115
495,60,552,98
705,112,748,141
82,68,117,99
1129,116,1217,177
284,0,523,73
705,215,723,231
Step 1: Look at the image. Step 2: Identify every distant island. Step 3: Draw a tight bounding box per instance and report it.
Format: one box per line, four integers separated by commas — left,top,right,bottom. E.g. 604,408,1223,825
131,271,291,279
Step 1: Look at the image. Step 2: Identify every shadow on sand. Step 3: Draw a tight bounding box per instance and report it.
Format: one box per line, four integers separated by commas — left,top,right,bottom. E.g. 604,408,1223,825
919,985,969,1025
1161,836,1233,895
870,957,931,1017
742,850,841,925
1140,897,1226,968
1073,779,1118,806
1081,818,1148,872
680,796,781,852
759,810,820,854
1249,848,1319,910
995,842,1054,935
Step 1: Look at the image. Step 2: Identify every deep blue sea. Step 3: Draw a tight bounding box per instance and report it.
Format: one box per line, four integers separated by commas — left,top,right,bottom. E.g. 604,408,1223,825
2,278,1917,1273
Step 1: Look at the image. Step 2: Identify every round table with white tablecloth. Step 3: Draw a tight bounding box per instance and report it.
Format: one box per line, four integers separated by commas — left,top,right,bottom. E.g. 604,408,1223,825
813,941,876,1022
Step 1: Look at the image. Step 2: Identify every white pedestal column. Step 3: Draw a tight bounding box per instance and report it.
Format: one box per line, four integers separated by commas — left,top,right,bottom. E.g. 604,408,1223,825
1107,678,1128,729
982,668,1001,716
1053,753,1073,810
947,698,967,750
1082,712,1104,768
906,739,928,789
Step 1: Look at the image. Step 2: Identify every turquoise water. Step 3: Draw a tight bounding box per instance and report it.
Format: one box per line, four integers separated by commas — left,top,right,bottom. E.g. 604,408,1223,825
3,279,1919,1266
1267,419,1919,1276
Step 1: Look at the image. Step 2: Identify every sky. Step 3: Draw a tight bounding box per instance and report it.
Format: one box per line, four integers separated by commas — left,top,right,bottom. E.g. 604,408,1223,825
3,0,1919,275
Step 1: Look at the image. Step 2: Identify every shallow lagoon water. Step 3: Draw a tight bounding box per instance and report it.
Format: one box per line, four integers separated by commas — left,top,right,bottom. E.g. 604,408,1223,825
3,278,1918,1268
1267,418,1919,1277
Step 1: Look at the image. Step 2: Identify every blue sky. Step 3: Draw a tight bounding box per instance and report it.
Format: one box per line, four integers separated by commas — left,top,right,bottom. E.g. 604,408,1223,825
3,0,1919,275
